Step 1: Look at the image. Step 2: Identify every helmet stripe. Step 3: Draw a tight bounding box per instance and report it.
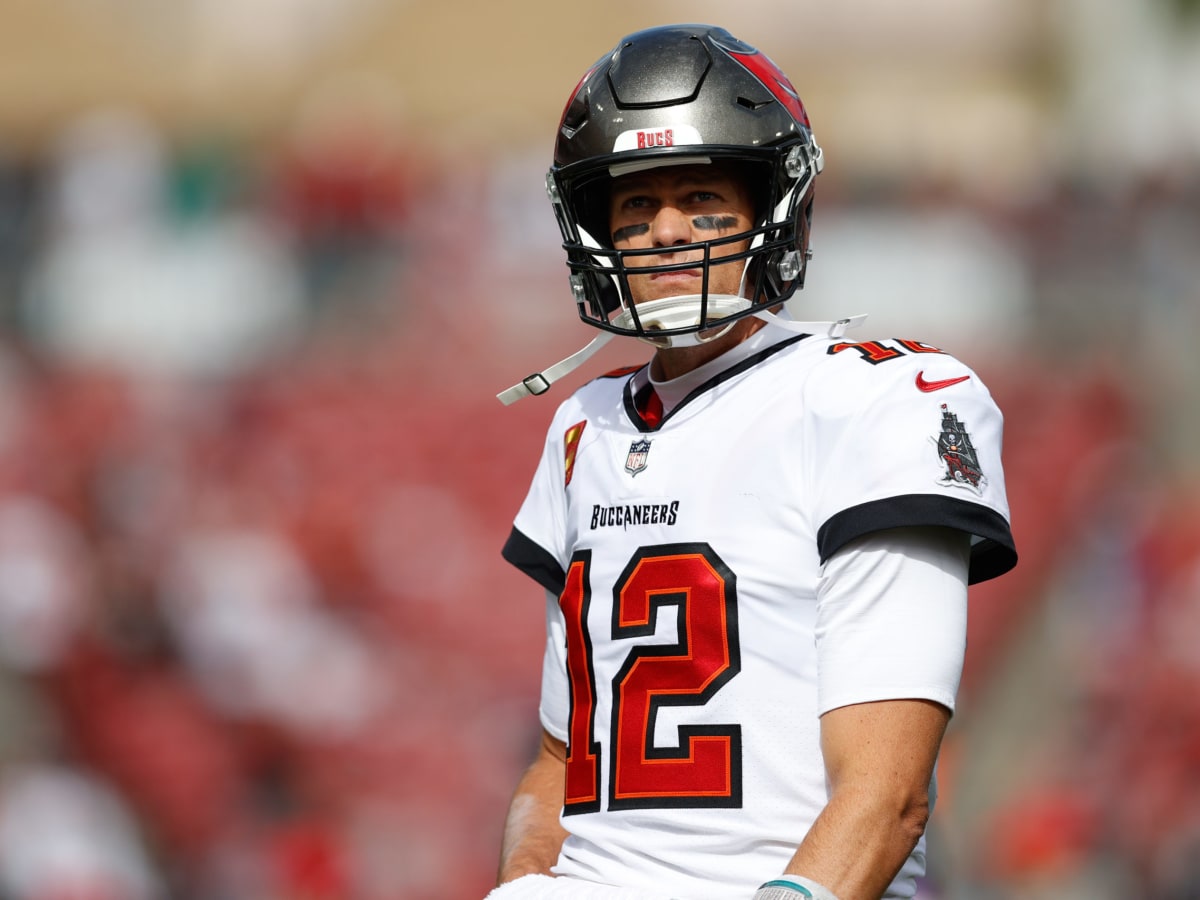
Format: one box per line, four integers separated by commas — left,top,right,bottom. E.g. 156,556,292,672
728,51,811,127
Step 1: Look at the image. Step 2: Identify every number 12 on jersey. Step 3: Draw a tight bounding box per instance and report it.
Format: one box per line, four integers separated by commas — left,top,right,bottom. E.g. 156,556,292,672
559,543,743,813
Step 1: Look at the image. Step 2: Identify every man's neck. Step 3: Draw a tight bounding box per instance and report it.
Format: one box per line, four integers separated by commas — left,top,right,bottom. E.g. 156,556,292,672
649,316,769,381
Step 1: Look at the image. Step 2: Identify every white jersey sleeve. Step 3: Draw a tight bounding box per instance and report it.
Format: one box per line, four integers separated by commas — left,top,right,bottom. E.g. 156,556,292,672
816,525,970,716
804,345,1013,584
502,403,582,596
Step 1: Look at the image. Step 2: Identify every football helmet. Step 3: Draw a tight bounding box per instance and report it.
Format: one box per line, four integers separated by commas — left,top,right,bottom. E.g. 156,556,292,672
548,23,823,347
498,24,860,405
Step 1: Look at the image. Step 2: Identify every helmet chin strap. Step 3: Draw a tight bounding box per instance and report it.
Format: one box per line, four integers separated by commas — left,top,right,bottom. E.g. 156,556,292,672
497,331,615,406
753,309,868,337
497,309,867,406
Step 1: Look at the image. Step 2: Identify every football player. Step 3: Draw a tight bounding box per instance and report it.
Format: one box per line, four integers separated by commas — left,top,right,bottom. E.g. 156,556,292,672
491,24,1017,900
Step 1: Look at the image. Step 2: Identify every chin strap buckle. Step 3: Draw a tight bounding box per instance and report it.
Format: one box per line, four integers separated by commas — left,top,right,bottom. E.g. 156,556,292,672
522,373,551,396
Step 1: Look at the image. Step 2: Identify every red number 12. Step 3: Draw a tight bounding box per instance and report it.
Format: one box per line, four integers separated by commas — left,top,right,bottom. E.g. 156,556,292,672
559,543,742,814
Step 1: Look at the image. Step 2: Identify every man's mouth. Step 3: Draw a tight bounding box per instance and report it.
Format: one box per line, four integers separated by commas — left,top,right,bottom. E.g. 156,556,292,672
648,266,701,281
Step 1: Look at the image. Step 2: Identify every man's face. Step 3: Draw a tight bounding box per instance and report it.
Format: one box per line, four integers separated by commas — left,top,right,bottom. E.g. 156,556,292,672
608,164,755,304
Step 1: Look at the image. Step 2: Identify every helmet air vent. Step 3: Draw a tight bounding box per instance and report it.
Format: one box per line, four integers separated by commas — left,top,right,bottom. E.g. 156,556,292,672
736,95,772,111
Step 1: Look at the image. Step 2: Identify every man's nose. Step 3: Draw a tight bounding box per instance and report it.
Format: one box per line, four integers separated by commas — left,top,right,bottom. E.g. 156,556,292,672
650,206,693,249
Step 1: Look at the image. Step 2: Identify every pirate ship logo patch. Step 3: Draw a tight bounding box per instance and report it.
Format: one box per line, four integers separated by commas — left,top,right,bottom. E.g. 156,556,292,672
624,437,651,477
933,404,986,493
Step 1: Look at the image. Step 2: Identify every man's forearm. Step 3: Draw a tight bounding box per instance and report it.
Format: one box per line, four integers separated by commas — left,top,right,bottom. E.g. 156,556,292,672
783,784,930,900
781,699,948,900
497,731,569,884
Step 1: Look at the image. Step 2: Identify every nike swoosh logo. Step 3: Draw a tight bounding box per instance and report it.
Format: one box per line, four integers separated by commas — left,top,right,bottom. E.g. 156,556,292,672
916,371,970,392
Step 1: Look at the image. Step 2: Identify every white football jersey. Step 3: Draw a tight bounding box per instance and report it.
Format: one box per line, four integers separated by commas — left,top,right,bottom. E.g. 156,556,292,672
502,319,1016,900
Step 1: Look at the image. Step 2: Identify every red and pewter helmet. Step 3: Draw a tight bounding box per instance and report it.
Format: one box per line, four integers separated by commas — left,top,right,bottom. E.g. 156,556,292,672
497,24,857,405
547,23,823,346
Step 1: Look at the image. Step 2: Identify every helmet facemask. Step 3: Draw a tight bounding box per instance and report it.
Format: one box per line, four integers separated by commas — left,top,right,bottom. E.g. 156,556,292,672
549,142,821,348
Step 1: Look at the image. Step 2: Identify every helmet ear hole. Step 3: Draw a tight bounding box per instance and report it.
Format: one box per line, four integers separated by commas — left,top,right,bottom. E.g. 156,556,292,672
588,273,621,318
569,221,623,320
569,262,622,320
573,177,613,251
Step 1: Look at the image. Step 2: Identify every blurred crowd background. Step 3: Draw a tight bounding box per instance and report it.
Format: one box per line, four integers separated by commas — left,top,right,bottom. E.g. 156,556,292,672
0,1,1197,898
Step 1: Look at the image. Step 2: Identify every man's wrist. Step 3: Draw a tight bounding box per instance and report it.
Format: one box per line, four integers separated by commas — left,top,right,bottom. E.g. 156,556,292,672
752,874,841,900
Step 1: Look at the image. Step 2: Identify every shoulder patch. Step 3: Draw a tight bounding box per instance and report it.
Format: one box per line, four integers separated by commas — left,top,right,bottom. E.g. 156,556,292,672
932,404,986,494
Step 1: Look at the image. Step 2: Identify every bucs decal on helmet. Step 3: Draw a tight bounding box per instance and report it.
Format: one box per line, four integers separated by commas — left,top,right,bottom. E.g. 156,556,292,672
564,420,587,486
933,404,986,493
624,437,652,477
612,124,703,153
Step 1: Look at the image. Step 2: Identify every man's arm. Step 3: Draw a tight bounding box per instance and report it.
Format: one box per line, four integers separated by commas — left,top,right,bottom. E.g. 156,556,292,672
496,728,569,885
782,698,950,900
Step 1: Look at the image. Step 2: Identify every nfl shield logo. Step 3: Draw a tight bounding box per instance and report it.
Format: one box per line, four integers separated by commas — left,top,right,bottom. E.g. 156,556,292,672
624,438,651,477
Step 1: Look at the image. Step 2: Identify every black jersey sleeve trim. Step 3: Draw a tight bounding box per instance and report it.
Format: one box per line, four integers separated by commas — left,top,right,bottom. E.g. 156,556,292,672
502,526,566,595
817,494,1017,585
